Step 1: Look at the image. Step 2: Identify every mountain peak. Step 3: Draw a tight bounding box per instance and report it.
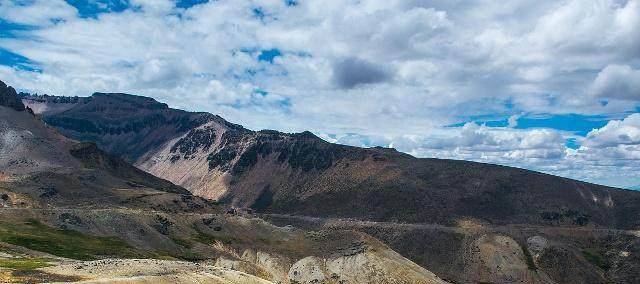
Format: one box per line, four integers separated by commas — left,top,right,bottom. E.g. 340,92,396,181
90,92,169,110
0,80,26,111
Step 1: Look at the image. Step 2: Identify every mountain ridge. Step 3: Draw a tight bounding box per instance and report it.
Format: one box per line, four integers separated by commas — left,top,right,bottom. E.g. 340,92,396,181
7,82,640,283
23,90,640,230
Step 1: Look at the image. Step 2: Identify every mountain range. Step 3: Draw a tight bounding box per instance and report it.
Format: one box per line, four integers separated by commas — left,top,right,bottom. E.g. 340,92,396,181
1,81,450,284
25,90,640,229
0,80,639,283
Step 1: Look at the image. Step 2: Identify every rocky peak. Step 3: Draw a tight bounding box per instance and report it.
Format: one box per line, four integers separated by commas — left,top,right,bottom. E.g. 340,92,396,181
90,92,169,110
0,80,26,111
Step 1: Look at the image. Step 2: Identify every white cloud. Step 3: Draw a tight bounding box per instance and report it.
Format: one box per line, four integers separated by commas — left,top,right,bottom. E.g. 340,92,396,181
526,0,640,59
0,0,639,187
589,64,640,100
0,0,77,26
584,113,640,147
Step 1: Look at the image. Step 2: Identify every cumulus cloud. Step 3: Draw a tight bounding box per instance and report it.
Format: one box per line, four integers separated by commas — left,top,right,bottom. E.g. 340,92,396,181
526,0,640,58
324,113,640,188
0,0,639,187
584,113,640,147
589,65,640,100
409,122,566,159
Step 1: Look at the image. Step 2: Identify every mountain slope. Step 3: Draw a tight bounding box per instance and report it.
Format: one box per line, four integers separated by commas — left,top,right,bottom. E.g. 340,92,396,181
3,81,450,284
28,91,640,229
25,93,640,228
14,84,640,284
1,83,201,210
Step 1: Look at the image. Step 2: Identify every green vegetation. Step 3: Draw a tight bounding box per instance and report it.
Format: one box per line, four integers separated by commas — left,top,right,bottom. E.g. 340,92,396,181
0,258,52,270
582,248,610,271
521,246,537,270
0,219,140,260
169,235,194,249
191,224,241,245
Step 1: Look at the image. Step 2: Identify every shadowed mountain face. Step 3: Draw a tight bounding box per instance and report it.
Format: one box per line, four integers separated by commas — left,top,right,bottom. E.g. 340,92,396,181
28,91,640,230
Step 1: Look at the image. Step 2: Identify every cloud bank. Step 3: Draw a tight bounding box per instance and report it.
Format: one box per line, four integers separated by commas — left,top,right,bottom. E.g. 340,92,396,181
0,0,639,188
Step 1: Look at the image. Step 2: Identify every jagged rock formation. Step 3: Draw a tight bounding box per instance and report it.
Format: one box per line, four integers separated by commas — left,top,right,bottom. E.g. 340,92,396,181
30,91,640,230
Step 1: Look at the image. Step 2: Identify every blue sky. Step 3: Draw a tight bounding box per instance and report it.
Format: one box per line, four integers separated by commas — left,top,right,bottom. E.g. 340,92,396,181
1,0,639,189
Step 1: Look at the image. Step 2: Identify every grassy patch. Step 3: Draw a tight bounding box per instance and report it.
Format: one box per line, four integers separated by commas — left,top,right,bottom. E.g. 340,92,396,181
521,246,537,270
582,248,610,271
0,219,140,261
169,235,194,249
0,258,52,270
191,225,240,245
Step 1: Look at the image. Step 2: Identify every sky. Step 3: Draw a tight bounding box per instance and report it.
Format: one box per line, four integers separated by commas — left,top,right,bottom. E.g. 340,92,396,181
0,0,639,189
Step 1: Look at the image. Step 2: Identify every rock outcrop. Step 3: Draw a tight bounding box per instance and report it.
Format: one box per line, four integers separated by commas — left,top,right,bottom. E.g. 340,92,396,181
0,80,25,111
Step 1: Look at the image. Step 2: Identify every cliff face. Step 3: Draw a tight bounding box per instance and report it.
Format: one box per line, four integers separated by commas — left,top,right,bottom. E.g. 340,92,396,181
32,91,640,229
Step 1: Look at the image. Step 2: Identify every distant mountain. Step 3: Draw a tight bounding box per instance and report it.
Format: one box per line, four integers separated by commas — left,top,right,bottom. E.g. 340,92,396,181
26,91,640,230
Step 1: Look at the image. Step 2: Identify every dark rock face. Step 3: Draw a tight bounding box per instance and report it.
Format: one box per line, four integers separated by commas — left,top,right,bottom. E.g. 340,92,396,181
170,126,217,158
0,80,25,111
69,142,189,195
38,186,58,198
42,93,222,162
242,131,349,173
250,186,274,211
152,214,173,235
207,148,237,170
208,129,364,175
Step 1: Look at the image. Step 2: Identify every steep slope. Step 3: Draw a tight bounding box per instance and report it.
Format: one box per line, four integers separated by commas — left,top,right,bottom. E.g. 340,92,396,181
24,92,235,162
1,83,200,210
31,91,640,229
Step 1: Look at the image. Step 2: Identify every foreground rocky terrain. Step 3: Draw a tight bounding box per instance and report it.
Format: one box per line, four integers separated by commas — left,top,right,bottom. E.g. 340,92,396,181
0,208,446,284
5,81,640,283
